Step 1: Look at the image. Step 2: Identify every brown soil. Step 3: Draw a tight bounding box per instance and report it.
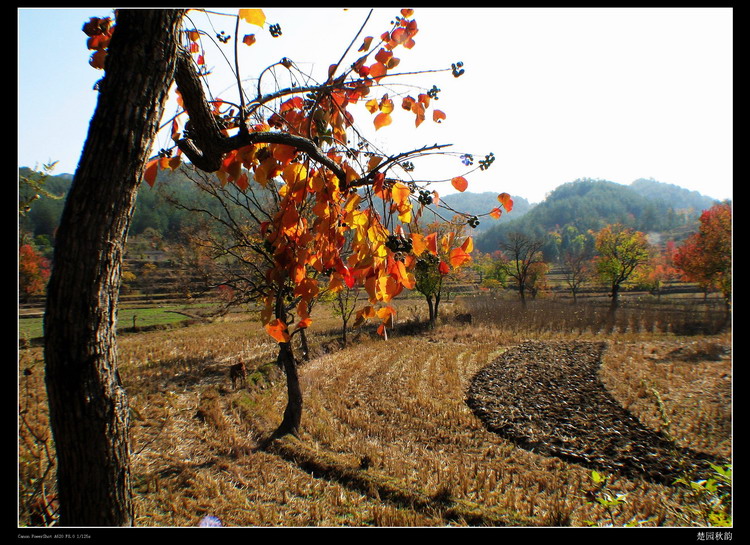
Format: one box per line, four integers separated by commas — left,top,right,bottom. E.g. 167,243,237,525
466,341,728,486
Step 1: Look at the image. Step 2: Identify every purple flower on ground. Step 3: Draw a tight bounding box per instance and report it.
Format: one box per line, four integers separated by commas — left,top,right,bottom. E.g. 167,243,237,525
199,515,222,527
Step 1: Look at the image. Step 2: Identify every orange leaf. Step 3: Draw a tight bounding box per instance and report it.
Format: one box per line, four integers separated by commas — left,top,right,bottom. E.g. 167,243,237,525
489,207,502,219
460,236,474,254
391,182,411,206
367,155,383,171
438,261,451,275
272,144,297,165
410,232,426,256
433,110,446,123
449,247,472,268
144,159,159,187
375,48,393,65
242,34,256,46
498,192,514,212
451,176,468,192
390,27,409,45
358,36,373,52
235,172,249,191
401,8,414,18
265,319,290,343
425,232,438,255
374,112,392,130
369,62,387,81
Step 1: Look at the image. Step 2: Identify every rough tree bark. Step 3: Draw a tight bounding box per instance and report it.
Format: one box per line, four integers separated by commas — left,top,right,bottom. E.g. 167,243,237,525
43,9,186,526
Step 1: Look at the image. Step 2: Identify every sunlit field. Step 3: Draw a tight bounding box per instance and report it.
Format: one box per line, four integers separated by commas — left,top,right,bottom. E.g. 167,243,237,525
19,294,731,527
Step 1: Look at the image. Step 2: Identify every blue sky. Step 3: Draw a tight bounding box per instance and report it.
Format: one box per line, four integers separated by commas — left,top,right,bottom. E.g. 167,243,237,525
18,7,733,203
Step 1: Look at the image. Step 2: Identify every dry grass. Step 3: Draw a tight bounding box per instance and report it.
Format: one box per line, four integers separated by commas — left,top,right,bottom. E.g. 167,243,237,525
18,297,732,527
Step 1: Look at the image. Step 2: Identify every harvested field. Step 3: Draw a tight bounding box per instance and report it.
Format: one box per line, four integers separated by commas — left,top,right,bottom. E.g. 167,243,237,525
19,304,732,528
466,340,729,485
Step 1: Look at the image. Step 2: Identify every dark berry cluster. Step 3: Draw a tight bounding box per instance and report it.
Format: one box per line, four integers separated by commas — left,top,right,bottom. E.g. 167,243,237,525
269,23,282,37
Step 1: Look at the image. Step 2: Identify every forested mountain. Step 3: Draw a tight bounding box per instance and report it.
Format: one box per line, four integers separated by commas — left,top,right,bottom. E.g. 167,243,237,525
475,178,724,254
19,167,213,242
19,168,533,240
19,169,724,260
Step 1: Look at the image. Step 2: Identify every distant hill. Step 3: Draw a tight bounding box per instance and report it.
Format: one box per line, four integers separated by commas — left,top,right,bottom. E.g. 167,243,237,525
475,178,724,254
629,178,721,212
19,168,724,258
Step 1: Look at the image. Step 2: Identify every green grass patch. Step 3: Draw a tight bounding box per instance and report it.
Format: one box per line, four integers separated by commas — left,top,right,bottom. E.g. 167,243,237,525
18,304,212,343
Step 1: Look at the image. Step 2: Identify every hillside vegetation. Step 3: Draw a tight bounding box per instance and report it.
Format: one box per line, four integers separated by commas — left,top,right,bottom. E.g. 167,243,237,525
476,178,723,253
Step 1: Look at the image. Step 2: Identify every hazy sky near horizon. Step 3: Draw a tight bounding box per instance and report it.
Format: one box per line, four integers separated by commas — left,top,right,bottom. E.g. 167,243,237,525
18,7,733,204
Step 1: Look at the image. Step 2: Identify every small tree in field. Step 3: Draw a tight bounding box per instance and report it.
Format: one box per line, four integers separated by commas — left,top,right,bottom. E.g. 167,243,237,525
594,224,649,313
411,221,475,327
498,232,545,307
41,9,511,525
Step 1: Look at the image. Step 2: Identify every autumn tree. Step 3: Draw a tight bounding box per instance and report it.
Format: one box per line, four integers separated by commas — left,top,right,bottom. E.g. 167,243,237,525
498,232,545,307
410,221,474,327
674,202,732,306
41,8,510,526
19,243,51,302
593,224,650,313
638,239,681,299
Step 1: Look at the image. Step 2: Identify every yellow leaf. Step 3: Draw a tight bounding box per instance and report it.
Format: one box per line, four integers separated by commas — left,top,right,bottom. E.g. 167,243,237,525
239,8,266,27
379,95,394,114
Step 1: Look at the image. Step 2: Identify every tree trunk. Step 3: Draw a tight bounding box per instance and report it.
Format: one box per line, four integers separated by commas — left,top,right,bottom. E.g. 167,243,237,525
426,295,435,328
610,283,621,314
43,9,185,526
274,342,302,437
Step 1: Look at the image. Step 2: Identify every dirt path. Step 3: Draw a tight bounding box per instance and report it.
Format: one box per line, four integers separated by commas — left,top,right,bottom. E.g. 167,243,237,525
466,341,727,485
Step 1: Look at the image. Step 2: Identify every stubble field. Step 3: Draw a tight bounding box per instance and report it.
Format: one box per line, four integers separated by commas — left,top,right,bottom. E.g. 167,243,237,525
18,296,732,527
